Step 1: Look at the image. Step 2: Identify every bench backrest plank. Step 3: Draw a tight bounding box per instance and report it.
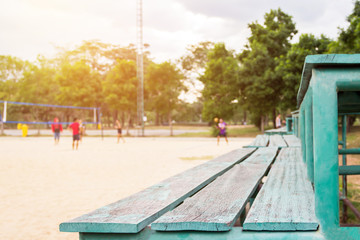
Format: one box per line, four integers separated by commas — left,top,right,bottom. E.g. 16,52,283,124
151,147,278,231
59,148,255,233
243,148,318,231
283,135,301,147
268,135,287,148
244,135,269,148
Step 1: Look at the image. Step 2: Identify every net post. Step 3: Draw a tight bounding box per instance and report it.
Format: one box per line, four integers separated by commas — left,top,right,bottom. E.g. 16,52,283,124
1,101,6,135
93,108,96,124
98,108,103,140
3,101,7,122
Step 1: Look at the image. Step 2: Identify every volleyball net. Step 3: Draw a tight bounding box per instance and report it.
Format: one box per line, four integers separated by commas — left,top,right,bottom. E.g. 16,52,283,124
0,100,101,126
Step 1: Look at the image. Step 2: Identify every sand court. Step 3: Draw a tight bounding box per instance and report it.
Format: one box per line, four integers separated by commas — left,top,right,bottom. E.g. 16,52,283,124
0,136,252,240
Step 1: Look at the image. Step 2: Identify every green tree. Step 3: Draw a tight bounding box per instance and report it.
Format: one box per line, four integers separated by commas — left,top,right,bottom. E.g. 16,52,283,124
328,0,360,53
146,61,185,135
18,57,59,123
56,61,102,122
180,41,215,72
238,8,297,131
0,55,30,126
0,55,29,101
103,59,137,134
276,34,332,110
200,43,240,122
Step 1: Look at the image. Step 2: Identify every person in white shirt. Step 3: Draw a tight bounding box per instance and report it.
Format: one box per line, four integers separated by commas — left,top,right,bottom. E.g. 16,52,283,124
276,114,282,128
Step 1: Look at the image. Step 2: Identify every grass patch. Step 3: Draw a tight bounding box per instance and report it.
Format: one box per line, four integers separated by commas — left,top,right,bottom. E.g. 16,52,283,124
175,125,268,138
340,183,360,224
227,127,266,137
175,131,212,137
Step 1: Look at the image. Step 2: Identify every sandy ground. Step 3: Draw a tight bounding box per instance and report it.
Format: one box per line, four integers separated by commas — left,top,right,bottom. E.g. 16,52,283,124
0,136,252,240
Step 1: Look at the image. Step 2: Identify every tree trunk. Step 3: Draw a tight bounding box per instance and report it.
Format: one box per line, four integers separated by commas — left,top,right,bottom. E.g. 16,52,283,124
168,112,173,136
121,112,125,127
113,110,118,124
156,111,160,126
261,115,265,133
126,112,131,136
243,110,247,124
36,110,40,135
265,115,269,127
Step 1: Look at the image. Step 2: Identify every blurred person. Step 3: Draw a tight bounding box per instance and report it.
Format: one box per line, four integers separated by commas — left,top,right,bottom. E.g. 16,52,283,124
276,114,282,128
217,118,228,145
69,118,80,150
51,117,63,144
115,119,125,143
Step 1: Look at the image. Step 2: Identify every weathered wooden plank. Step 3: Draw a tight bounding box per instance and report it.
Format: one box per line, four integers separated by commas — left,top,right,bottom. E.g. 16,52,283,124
243,148,318,231
283,135,301,147
59,148,255,233
151,147,278,231
244,135,269,148
265,127,288,135
268,135,287,148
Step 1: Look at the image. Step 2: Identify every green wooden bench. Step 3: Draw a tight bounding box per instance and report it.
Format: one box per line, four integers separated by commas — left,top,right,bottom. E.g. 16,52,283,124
59,54,360,240
264,127,288,135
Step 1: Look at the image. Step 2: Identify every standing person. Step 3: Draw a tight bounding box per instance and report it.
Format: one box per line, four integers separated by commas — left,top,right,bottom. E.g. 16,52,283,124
51,117,63,144
217,118,228,145
69,118,80,150
276,114,282,129
115,119,125,143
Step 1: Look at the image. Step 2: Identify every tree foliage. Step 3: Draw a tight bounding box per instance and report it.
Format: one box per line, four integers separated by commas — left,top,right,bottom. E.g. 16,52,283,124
329,0,360,53
104,59,137,120
200,43,240,122
56,60,102,108
145,61,185,133
276,34,332,110
238,8,297,129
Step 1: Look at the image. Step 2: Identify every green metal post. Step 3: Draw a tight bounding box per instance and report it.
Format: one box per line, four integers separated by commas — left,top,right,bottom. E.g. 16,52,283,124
338,148,360,154
312,69,339,230
305,90,314,183
341,115,347,222
339,165,360,175
286,117,293,133
300,109,306,163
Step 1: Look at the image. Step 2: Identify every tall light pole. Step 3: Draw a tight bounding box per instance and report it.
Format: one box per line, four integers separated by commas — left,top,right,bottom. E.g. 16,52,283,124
136,0,145,136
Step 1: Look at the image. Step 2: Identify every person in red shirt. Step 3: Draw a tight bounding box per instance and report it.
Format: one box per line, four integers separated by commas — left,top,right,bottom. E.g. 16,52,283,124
69,118,80,150
51,117,63,145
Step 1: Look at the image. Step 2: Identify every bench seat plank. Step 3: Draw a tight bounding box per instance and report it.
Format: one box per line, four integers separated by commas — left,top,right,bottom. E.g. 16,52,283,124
59,148,255,233
283,135,301,147
243,148,318,231
268,135,287,148
265,127,287,135
151,147,278,232
244,135,269,148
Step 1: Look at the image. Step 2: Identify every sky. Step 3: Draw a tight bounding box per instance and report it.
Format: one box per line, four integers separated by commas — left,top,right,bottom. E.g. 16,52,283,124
0,0,356,63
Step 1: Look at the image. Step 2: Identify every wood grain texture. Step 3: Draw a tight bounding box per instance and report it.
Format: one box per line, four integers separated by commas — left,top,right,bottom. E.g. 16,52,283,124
268,135,288,148
243,148,319,231
59,148,255,233
151,147,278,232
244,135,269,148
283,135,301,147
